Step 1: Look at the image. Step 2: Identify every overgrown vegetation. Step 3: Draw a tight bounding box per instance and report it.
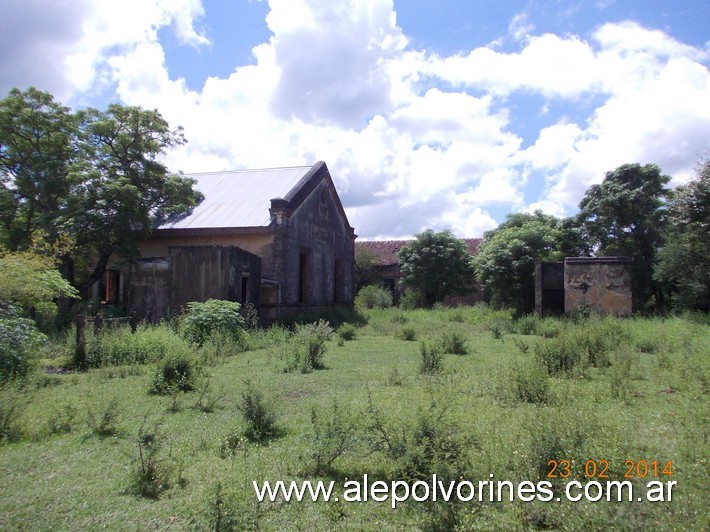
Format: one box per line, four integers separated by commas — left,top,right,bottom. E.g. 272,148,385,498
0,306,707,530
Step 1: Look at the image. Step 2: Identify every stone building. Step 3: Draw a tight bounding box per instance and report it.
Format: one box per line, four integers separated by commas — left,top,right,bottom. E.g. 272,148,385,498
100,162,355,321
355,238,482,305
535,257,633,317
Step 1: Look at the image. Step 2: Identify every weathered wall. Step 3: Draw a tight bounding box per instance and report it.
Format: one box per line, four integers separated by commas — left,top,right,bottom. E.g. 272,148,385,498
126,258,171,322
126,246,261,322
168,246,261,313
274,179,355,312
564,257,633,316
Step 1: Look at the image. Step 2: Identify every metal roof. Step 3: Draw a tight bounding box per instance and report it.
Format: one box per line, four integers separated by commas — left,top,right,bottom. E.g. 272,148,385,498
158,166,313,230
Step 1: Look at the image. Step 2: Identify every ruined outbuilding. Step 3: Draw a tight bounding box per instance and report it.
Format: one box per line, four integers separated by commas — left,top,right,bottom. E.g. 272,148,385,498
535,257,633,317
101,162,355,321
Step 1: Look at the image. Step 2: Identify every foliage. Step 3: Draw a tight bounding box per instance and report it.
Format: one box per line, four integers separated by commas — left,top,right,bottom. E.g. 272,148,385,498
281,320,334,373
354,284,393,310
82,324,194,368
354,247,381,292
87,398,121,437
336,323,357,341
0,251,78,325
398,229,476,306
576,163,670,310
182,299,245,346
304,401,355,474
419,341,444,375
0,308,46,382
473,211,580,314
239,381,281,443
399,288,425,310
438,330,468,355
0,87,203,292
131,421,175,499
149,354,201,395
655,155,710,311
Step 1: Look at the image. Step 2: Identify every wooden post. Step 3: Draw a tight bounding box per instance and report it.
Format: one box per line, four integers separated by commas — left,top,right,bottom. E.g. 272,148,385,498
75,315,86,369
130,312,138,334
93,314,103,335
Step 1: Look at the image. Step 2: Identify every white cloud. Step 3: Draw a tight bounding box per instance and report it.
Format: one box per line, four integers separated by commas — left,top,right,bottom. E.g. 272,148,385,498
3,1,709,239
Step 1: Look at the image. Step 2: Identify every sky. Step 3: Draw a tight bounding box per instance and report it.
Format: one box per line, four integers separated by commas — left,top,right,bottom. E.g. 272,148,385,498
2,0,709,240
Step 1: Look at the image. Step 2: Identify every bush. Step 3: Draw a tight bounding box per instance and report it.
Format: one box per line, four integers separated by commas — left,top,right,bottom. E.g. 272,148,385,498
130,421,176,499
150,355,201,395
397,326,417,341
87,398,121,437
239,382,281,443
0,391,25,443
337,323,357,341
419,342,444,375
355,285,393,310
439,330,468,355
83,324,195,368
399,289,425,310
182,299,245,345
282,320,334,373
304,401,355,474
0,310,46,382
512,363,550,404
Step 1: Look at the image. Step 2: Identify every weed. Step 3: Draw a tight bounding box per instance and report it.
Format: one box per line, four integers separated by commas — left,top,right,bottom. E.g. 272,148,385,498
194,380,224,413
609,348,638,399
390,312,408,324
386,368,404,386
512,337,530,354
515,314,539,335
239,381,281,443
439,330,468,355
130,420,174,499
87,398,120,437
337,323,357,341
304,401,354,474
419,341,444,375
47,403,76,435
512,362,550,404
150,354,201,394
0,391,25,443
397,326,417,341
220,427,245,458
282,320,334,373
355,285,393,310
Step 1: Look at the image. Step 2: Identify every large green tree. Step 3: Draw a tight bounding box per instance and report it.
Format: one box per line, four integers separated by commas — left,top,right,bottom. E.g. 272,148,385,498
473,211,585,314
0,88,203,294
576,163,670,311
654,156,710,311
397,229,475,306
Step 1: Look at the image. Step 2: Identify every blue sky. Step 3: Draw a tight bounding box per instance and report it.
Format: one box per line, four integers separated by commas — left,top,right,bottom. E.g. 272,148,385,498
2,0,709,239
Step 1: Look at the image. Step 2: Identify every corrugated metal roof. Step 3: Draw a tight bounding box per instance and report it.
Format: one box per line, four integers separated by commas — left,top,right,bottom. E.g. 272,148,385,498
159,166,313,229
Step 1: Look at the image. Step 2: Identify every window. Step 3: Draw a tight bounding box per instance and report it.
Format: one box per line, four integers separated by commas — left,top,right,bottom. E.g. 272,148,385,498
100,270,120,304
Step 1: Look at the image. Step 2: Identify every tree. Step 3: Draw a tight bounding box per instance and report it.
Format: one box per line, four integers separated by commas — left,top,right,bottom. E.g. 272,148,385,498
473,211,582,314
354,247,381,293
576,163,670,311
397,229,475,306
654,156,710,311
0,88,203,294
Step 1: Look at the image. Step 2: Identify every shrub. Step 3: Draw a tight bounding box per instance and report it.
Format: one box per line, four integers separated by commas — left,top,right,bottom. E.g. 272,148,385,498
83,324,194,368
131,421,175,499
150,355,201,395
0,391,25,443
399,289,425,310
282,320,334,373
419,342,444,375
337,323,357,341
355,285,393,310
533,336,583,377
239,382,281,443
0,311,46,382
87,398,120,437
398,326,417,341
47,403,77,435
304,402,355,474
515,314,539,335
512,363,550,404
439,330,468,355
182,299,245,345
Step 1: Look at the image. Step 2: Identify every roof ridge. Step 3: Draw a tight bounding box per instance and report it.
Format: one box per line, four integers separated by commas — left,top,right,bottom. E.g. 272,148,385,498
184,165,313,176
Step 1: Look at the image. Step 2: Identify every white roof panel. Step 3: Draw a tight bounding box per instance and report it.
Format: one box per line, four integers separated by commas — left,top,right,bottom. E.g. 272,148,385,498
159,166,312,229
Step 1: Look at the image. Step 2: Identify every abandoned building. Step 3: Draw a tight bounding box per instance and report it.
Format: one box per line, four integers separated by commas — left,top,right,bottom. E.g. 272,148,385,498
535,257,633,317
98,161,356,321
355,238,483,305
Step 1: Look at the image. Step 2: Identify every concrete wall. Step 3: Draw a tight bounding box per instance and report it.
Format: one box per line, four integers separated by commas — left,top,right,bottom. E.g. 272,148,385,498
126,245,261,322
273,179,355,313
564,257,633,316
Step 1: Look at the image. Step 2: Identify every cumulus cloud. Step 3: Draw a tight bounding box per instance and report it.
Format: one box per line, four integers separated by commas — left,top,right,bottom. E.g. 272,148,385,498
3,0,709,239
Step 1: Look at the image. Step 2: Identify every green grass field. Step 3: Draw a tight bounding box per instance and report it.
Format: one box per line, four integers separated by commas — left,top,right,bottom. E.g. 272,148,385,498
1,307,708,530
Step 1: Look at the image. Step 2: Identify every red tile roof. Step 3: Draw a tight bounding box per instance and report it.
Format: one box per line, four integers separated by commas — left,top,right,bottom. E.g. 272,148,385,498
356,238,482,266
